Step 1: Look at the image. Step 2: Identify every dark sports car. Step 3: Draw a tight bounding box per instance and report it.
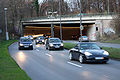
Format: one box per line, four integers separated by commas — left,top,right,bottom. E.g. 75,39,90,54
69,42,109,63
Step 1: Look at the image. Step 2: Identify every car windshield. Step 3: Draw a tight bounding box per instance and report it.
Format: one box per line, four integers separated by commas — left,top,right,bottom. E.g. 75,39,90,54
80,43,100,50
38,36,44,39
49,39,61,43
21,38,32,42
82,36,87,38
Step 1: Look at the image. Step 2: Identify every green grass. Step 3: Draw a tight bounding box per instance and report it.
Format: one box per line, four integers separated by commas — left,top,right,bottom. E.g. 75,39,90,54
102,38,120,44
63,43,77,50
0,40,31,80
63,43,120,60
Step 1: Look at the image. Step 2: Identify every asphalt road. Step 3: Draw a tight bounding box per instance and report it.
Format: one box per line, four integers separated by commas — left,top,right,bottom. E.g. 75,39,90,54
9,42,120,80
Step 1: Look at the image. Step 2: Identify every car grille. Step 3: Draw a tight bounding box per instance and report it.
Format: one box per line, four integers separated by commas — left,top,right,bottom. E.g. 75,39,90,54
53,44,61,46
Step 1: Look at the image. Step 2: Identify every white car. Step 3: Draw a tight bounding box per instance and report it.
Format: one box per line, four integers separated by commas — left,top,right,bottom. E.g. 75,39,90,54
79,36,89,42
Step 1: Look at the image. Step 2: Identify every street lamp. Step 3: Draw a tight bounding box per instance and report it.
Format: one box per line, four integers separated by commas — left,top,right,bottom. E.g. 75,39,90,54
79,0,83,42
4,8,9,40
108,0,109,14
59,0,62,40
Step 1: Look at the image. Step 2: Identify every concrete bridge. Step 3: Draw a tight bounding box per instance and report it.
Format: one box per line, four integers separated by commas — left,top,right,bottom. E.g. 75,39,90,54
21,13,116,40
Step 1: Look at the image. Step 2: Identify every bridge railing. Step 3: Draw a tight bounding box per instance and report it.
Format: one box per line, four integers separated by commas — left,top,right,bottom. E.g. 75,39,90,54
22,12,117,21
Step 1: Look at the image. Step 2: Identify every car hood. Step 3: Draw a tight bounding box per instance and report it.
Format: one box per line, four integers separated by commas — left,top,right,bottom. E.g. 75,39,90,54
20,42,32,44
81,49,105,56
50,42,62,45
37,39,44,41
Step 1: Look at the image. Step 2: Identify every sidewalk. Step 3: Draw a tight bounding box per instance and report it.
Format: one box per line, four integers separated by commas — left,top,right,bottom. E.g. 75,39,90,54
63,40,120,48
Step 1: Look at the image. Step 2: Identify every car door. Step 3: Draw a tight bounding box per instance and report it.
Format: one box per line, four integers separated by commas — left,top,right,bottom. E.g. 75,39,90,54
72,44,80,60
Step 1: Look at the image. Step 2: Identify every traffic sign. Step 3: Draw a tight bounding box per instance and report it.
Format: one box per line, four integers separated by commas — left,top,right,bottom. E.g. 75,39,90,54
80,25,84,30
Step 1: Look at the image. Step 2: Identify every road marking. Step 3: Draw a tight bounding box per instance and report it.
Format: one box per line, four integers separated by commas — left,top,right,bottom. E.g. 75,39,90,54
68,62,82,68
36,49,39,51
46,54,52,57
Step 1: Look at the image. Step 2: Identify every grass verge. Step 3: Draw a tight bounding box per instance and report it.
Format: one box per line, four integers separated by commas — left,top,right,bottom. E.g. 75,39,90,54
63,43,77,50
102,38,120,44
102,47,120,60
63,43,120,60
0,40,31,80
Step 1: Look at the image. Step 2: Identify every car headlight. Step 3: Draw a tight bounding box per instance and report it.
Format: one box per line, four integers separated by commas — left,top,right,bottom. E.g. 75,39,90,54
84,52,92,56
20,43,23,46
61,43,64,46
103,51,109,55
42,40,44,42
36,40,39,42
49,43,53,47
30,44,33,46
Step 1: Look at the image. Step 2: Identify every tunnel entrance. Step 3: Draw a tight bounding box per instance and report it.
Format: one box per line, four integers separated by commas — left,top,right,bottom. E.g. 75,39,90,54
23,23,95,40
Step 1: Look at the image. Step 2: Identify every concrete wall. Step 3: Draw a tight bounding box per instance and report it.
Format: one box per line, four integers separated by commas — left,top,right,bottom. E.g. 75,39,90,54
87,24,96,41
95,20,113,40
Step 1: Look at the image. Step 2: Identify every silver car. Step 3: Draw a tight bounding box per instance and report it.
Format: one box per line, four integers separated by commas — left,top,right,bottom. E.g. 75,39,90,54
79,36,89,42
45,38,64,50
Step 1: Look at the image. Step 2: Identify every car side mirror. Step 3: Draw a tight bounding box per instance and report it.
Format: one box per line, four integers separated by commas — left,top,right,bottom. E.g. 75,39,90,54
100,47,102,49
61,40,63,43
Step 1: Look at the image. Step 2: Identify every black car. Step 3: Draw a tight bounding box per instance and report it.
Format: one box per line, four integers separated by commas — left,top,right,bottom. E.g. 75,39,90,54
35,36,45,44
46,38,64,50
18,37,33,50
69,42,109,63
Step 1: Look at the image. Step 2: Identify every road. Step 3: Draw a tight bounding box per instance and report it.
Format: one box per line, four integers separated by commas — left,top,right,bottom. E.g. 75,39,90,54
64,40,120,48
9,42,120,80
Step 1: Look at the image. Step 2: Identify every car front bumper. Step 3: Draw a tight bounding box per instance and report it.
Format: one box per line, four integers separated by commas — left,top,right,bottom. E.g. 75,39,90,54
36,41,44,44
49,46,64,50
85,56,109,62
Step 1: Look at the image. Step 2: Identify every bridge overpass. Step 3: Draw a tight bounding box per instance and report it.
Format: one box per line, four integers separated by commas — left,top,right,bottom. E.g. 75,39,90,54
21,13,116,40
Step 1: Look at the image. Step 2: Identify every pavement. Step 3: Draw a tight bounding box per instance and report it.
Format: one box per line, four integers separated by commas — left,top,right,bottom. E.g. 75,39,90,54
8,42,120,80
63,40,120,48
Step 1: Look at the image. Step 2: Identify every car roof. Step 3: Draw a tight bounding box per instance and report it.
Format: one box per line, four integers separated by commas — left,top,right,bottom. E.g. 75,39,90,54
49,38,60,40
20,37,30,39
78,42,96,44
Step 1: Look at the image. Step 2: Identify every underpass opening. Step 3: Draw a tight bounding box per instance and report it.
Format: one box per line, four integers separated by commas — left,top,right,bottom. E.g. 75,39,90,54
23,23,96,40
54,23,96,40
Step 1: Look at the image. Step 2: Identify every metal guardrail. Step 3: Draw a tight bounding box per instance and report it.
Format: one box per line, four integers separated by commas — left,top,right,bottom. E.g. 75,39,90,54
22,12,118,21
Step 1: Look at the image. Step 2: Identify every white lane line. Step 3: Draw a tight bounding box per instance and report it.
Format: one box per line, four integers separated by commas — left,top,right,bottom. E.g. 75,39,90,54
36,49,39,51
68,62,82,68
46,54,52,57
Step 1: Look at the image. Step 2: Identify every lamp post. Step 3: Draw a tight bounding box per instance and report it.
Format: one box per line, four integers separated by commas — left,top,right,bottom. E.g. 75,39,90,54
4,8,9,40
79,0,83,42
108,0,109,14
59,0,62,40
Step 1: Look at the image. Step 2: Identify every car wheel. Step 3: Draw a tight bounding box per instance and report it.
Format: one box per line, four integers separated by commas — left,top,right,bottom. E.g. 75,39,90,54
79,54,85,63
48,46,50,50
69,52,73,60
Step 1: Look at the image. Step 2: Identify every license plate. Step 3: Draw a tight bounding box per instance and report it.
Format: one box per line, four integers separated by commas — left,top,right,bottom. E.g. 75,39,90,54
55,46,60,48
24,46,29,48
95,57,104,59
